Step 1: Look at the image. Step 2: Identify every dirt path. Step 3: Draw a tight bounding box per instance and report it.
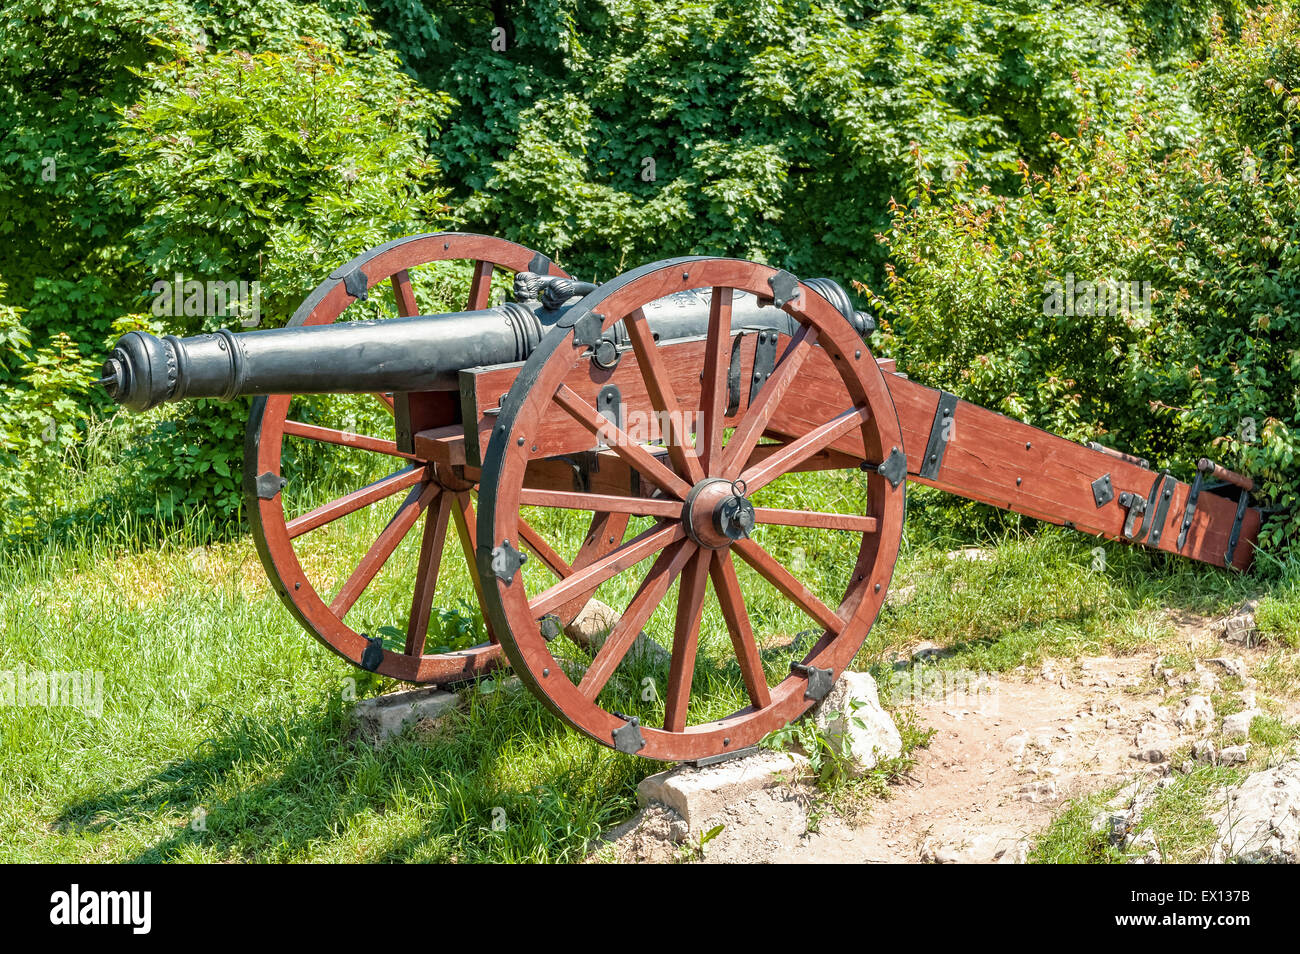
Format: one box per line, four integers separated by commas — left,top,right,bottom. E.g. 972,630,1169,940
603,611,1297,863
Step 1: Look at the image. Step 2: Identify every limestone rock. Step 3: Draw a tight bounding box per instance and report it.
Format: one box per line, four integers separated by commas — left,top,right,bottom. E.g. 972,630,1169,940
1221,710,1259,742
565,599,670,667
1220,744,1251,766
1135,722,1175,763
1175,695,1215,732
809,670,903,774
636,749,808,831
353,686,460,746
1214,600,1259,647
1211,759,1300,863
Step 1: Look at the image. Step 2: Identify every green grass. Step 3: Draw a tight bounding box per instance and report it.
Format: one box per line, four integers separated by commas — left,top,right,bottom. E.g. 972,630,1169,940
3,424,1299,862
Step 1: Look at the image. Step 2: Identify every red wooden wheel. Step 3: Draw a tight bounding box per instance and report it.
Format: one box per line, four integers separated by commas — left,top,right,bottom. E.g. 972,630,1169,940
247,232,580,683
477,257,906,760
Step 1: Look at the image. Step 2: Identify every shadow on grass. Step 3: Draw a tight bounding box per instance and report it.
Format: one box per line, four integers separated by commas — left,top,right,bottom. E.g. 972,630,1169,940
52,688,650,864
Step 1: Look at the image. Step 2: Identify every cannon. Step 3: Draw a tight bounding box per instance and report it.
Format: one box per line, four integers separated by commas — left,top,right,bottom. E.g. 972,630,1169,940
99,232,1264,762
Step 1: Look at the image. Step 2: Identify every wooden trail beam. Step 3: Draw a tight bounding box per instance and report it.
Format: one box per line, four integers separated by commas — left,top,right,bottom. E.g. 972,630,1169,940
767,370,1261,571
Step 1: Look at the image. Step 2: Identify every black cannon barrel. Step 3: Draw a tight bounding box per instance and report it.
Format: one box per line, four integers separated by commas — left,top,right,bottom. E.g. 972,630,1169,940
100,280,870,412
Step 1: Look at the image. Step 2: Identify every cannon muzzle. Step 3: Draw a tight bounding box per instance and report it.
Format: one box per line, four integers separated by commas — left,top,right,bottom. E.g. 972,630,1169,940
99,277,869,412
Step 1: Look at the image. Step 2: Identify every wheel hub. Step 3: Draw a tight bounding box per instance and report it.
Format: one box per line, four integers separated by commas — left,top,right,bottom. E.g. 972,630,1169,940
682,477,755,549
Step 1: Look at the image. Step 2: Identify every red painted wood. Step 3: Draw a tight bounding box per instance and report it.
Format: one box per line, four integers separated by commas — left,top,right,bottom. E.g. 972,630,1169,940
578,541,696,700
286,465,426,540
710,550,772,710
283,419,414,460
406,489,452,656
664,550,710,732
251,233,573,685
330,481,439,618
553,384,693,498
529,522,687,619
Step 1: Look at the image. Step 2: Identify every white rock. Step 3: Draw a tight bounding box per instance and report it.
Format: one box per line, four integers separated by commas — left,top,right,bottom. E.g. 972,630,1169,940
1017,779,1059,803
1193,739,1217,764
1135,722,1175,763
566,599,670,666
1221,710,1259,741
1207,656,1248,680
1175,695,1215,731
945,547,992,562
636,750,808,831
353,687,460,746
1214,601,1259,647
810,670,903,773
911,641,942,662
1004,734,1028,759
1220,744,1251,766
1211,759,1300,863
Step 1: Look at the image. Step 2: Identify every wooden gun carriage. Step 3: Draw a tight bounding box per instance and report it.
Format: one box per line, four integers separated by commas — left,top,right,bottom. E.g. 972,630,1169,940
99,233,1263,762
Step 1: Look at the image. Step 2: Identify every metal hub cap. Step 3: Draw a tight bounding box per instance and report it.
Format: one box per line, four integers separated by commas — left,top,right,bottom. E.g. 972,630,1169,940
683,477,755,549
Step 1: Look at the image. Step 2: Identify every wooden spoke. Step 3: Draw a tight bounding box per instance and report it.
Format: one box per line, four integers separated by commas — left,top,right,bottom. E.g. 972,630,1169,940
391,268,418,317
283,419,415,460
708,550,772,709
286,465,426,539
555,511,631,627
663,549,711,731
330,481,439,619
374,393,396,414
553,384,692,499
530,521,686,619
622,307,706,485
740,407,870,493
518,517,573,579
731,536,844,635
467,260,494,310
752,508,879,533
405,490,452,656
721,325,819,480
698,288,734,473
518,488,682,519
450,490,499,644
577,540,696,700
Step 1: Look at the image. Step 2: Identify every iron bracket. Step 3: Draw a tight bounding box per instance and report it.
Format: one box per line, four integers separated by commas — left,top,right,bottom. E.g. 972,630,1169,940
791,662,834,702
611,715,646,755
749,329,779,403
254,471,287,500
919,390,958,480
360,633,384,672
1146,473,1177,548
572,310,605,347
596,384,623,439
688,745,760,768
767,270,801,308
1091,473,1114,508
343,268,369,302
871,447,908,489
1176,468,1203,551
726,332,744,416
1117,491,1148,541
528,251,552,275
539,614,562,641
1225,488,1250,568
489,540,527,584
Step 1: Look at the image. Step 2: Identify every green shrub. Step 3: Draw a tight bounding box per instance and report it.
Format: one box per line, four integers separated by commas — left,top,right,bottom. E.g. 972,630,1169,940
876,6,1300,556
103,33,449,519
0,282,99,537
